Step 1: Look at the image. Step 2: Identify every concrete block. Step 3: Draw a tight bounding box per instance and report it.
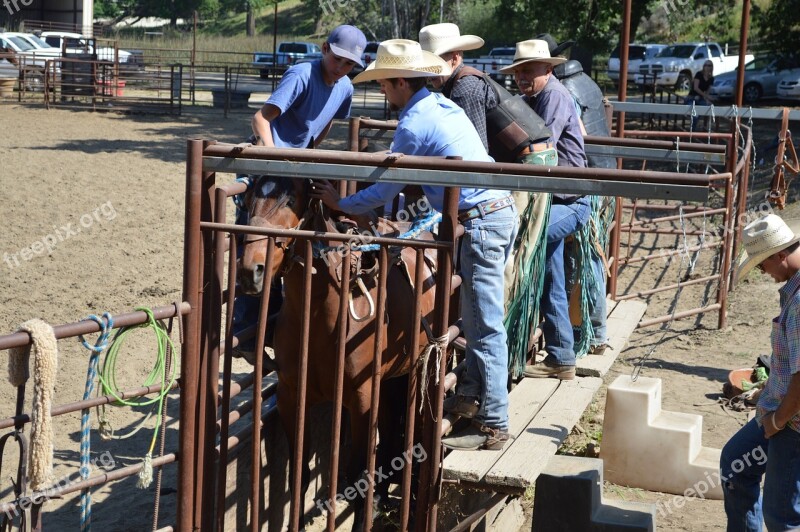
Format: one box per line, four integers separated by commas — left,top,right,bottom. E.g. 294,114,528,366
601,375,723,500
532,455,656,532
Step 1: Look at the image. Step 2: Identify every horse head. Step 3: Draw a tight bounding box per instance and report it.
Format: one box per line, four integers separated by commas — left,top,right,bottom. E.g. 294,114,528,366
238,175,309,294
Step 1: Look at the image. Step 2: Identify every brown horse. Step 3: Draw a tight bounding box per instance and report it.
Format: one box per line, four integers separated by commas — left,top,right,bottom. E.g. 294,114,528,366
237,175,437,527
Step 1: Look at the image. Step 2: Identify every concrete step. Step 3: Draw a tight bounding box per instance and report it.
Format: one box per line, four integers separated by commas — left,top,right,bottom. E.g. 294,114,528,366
601,375,723,500
532,455,656,532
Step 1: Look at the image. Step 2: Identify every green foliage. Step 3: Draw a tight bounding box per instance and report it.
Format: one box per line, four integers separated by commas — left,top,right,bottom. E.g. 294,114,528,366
456,0,504,49
641,0,743,45
95,0,123,18
496,0,625,54
755,0,800,55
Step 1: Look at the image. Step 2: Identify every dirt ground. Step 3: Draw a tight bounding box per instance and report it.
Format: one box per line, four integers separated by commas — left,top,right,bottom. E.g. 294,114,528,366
0,100,797,531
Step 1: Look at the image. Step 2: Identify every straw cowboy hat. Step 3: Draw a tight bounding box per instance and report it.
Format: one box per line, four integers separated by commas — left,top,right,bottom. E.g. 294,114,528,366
352,39,452,84
738,214,800,279
498,39,566,74
418,23,484,56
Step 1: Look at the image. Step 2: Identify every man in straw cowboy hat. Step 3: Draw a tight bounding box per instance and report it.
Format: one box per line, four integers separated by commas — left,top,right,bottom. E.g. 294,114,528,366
721,214,800,531
311,39,518,451
499,39,594,379
418,23,494,150
539,31,614,358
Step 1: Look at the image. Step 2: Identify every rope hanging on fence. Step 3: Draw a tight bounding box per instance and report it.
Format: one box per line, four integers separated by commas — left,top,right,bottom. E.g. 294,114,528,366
95,307,178,489
417,333,448,416
76,312,114,532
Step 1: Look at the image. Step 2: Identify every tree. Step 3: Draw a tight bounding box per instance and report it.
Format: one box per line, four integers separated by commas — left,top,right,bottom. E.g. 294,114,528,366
755,0,800,56
495,0,663,54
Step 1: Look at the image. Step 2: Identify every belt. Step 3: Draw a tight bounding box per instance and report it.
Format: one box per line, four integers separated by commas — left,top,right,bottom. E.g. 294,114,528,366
458,196,514,223
517,140,555,158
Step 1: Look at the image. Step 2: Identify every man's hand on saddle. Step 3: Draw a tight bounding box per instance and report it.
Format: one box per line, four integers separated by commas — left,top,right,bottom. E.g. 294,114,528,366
309,179,343,211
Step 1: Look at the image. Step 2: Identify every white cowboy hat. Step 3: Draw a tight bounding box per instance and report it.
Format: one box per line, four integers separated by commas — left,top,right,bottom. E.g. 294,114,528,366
498,39,566,74
418,23,484,56
352,39,451,84
738,214,800,279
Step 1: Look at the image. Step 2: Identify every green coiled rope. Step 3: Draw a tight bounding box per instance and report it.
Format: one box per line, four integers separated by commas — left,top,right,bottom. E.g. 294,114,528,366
97,307,178,487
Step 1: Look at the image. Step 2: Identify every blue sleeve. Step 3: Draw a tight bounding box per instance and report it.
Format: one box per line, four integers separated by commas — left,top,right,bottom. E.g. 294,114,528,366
266,67,305,114
338,183,406,214
335,86,353,119
391,127,426,155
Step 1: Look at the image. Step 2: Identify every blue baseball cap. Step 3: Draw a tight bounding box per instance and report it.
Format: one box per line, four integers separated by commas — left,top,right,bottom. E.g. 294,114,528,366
327,25,367,67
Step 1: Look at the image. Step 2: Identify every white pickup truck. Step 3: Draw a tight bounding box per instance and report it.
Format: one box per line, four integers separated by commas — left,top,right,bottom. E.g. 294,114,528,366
635,42,753,91
463,46,515,86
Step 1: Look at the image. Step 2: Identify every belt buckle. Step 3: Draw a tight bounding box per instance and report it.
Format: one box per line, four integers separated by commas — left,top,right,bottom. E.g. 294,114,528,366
477,201,487,218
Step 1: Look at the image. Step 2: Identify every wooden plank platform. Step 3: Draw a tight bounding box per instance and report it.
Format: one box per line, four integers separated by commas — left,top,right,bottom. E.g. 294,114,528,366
485,376,602,488
442,297,645,488
443,378,559,482
576,298,648,377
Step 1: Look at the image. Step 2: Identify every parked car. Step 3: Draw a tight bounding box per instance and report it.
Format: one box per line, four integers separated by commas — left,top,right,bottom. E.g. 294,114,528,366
7,32,61,53
710,54,800,103
607,43,666,84
635,42,753,91
253,42,323,78
0,32,61,91
361,41,380,66
777,73,800,100
40,31,143,72
464,46,515,86
348,41,380,78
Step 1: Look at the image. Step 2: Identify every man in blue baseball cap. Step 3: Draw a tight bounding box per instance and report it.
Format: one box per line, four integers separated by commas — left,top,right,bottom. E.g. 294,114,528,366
251,24,367,148
233,25,366,364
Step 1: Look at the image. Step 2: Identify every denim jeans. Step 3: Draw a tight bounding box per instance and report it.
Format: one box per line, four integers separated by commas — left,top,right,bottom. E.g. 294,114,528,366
565,239,608,346
541,197,591,366
458,205,518,431
721,417,800,531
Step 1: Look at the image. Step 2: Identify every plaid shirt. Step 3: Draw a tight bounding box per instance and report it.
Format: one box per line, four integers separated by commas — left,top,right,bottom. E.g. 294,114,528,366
757,269,800,433
443,71,497,151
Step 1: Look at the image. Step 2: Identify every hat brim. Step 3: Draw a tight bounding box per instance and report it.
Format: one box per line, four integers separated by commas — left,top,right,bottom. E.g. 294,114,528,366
498,56,566,74
329,43,364,67
551,40,575,57
352,50,451,83
428,35,485,56
737,218,800,281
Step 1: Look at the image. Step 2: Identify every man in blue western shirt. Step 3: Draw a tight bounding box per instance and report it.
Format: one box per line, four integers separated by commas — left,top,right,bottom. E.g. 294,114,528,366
311,39,518,451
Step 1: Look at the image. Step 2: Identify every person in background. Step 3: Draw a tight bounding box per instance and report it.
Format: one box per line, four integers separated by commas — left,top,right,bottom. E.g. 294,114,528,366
686,60,714,131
